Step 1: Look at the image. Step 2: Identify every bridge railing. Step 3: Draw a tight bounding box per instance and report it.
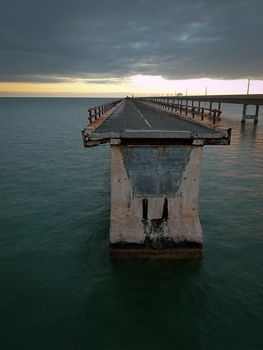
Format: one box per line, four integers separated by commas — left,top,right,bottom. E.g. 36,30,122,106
88,99,123,124
144,99,222,125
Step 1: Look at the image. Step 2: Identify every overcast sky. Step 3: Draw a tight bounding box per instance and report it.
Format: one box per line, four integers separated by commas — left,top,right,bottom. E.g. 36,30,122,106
0,0,262,85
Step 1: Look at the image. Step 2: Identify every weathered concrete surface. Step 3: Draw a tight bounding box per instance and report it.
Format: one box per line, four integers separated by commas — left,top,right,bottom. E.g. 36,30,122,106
110,143,203,258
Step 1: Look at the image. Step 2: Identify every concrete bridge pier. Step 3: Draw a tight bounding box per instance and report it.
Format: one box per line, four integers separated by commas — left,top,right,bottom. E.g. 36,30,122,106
83,97,231,259
109,141,203,258
241,104,259,124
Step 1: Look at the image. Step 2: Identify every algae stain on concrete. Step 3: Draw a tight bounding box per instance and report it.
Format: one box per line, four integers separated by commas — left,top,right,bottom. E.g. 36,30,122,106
121,146,191,197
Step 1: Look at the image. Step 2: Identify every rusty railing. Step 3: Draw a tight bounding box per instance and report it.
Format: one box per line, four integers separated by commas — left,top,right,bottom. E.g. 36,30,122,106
87,99,123,124
145,99,222,125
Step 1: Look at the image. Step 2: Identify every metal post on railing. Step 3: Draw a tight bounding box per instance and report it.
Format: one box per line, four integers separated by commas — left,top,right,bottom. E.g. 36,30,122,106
255,105,259,124
88,109,92,123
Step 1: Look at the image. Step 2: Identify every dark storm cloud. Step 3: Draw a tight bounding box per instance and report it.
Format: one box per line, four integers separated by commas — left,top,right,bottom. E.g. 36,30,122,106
0,0,262,82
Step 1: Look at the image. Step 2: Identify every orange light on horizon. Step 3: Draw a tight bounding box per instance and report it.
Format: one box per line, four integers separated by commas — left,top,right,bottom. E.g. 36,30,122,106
0,76,262,97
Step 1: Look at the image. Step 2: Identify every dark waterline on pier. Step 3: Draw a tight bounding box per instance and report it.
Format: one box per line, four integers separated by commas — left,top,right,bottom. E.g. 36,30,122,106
0,98,263,349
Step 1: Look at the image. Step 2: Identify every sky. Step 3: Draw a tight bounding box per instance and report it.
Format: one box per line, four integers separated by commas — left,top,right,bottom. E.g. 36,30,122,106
0,0,263,97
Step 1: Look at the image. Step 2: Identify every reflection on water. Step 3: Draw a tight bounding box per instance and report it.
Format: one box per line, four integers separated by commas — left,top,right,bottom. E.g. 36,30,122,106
0,99,263,350
240,122,258,138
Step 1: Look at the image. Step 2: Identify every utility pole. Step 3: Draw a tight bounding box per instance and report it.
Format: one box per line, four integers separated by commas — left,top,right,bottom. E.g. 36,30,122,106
247,78,251,95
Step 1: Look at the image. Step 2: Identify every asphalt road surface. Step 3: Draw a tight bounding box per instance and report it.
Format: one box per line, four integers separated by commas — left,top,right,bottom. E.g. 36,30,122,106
95,98,218,134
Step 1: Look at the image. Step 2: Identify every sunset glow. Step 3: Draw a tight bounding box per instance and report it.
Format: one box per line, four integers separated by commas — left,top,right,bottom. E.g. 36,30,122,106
0,76,263,97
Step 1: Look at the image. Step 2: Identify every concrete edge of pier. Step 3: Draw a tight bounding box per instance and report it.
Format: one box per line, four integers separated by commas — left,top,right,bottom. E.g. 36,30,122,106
88,129,230,146
109,247,203,259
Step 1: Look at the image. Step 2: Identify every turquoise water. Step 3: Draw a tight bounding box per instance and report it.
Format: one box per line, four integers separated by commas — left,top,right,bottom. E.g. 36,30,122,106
0,98,263,349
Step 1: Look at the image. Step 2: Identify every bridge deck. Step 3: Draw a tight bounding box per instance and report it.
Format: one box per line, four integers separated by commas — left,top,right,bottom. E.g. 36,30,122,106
96,99,214,134
83,98,231,146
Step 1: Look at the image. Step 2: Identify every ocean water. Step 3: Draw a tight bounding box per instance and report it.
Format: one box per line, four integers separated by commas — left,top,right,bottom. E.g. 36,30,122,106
0,98,263,349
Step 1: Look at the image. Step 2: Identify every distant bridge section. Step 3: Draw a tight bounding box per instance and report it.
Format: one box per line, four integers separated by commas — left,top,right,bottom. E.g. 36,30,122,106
143,94,263,124
149,94,263,104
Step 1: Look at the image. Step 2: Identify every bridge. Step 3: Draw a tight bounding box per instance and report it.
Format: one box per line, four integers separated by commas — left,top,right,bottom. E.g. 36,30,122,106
145,94,263,124
81,96,238,258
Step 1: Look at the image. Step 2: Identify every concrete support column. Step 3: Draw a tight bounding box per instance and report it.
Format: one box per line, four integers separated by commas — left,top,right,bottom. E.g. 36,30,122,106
110,143,203,258
242,104,248,123
254,105,259,124
241,104,259,124
209,101,213,115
